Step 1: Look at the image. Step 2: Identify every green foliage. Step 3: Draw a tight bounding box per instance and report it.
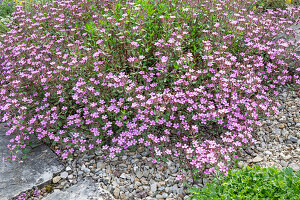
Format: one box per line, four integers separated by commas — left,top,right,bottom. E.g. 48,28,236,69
187,166,300,200
0,15,11,33
0,0,15,18
248,0,299,12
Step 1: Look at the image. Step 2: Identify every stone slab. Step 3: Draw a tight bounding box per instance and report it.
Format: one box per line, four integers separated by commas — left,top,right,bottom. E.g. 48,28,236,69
290,22,300,56
0,123,64,200
43,178,115,200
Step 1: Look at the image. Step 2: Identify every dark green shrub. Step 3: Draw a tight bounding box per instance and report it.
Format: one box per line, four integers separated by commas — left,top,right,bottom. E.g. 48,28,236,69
187,166,300,200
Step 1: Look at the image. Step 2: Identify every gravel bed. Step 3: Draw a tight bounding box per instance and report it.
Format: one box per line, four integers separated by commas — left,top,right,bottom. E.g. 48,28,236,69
238,88,300,171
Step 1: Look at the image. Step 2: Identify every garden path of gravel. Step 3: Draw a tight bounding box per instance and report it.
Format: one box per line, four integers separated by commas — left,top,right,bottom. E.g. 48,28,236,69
0,18,299,200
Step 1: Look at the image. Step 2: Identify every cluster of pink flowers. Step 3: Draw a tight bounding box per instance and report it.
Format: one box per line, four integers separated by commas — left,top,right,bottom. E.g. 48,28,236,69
0,0,299,180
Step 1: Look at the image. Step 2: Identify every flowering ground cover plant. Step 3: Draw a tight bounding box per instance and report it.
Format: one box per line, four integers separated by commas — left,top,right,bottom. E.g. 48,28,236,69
0,0,299,185
187,165,300,200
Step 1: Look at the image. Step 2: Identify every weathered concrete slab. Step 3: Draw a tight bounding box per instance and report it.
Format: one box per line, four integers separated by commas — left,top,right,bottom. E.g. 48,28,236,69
0,123,64,200
43,178,115,200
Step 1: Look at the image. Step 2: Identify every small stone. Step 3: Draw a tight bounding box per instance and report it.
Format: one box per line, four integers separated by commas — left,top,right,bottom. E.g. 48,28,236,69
143,170,150,177
162,193,168,198
137,147,144,153
113,188,120,198
52,176,61,184
165,187,170,192
133,166,138,173
53,189,60,193
134,177,140,182
119,164,127,168
150,183,157,192
81,165,90,174
264,151,272,155
120,173,127,179
283,155,292,160
135,181,142,187
171,184,178,193
136,171,143,179
155,174,162,180
290,106,297,112
258,131,266,135
289,136,298,143
280,160,288,168
279,116,287,122
78,170,84,175
273,128,281,135
158,186,165,191
113,170,122,177
120,193,128,200
68,174,74,179
65,166,72,171
60,181,67,186
96,162,106,169
159,181,166,186
252,156,263,163
279,124,285,129
95,150,102,156
60,172,68,179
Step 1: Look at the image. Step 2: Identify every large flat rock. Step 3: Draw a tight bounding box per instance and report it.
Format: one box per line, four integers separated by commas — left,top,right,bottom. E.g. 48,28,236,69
290,22,300,56
43,178,115,200
0,123,64,200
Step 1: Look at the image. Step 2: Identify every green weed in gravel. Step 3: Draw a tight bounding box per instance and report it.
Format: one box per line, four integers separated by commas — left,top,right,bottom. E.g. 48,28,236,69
187,166,300,200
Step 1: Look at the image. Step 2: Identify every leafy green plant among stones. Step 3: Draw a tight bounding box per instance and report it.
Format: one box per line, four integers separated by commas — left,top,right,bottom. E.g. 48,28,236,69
187,166,300,200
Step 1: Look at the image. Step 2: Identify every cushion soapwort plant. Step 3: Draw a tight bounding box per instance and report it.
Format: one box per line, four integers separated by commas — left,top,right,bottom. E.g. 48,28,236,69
0,0,299,185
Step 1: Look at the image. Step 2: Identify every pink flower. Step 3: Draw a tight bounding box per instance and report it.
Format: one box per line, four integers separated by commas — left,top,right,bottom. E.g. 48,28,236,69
131,41,139,47
96,39,103,45
127,57,136,62
176,174,183,181
214,23,220,28
161,56,168,63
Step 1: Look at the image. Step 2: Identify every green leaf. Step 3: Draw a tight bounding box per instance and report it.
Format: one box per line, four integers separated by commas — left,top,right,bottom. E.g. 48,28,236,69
189,187,201,194
21,148,32,154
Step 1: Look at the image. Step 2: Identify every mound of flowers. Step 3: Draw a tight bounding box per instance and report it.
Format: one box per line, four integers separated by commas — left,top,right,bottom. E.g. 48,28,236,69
0,0,299,181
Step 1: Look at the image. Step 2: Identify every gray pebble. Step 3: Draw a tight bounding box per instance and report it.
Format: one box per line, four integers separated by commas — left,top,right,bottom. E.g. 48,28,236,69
60,171,68,179
150,183,157,192
65,166,72,171
289,136,298,143
136,171,143,179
